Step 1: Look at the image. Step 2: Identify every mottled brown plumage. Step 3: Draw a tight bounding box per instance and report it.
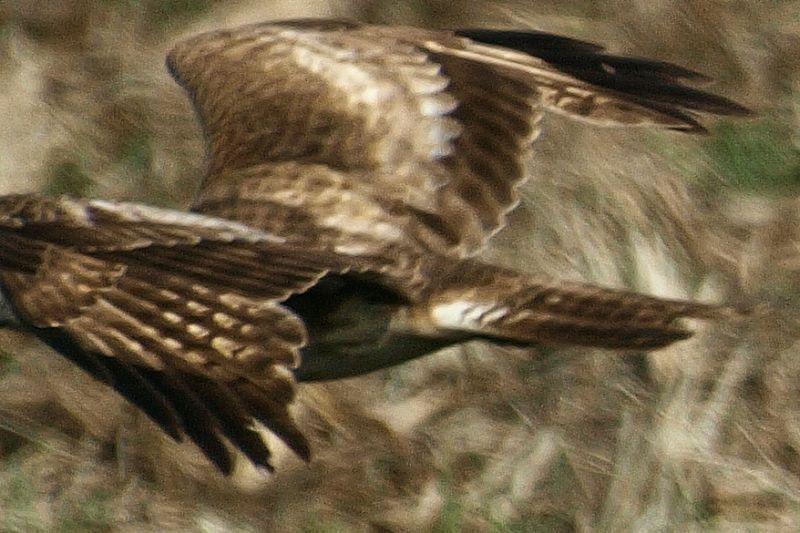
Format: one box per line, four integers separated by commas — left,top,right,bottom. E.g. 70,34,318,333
0,19,749,473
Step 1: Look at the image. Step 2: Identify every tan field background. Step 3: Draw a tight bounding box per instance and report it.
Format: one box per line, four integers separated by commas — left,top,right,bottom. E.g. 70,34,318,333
0,1,799,531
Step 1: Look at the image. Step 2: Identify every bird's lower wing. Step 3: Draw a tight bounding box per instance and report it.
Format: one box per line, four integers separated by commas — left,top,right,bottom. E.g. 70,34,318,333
0,195,351,473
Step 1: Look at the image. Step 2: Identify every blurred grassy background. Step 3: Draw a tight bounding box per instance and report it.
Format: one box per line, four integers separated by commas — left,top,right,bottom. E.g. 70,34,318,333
0,0,798,531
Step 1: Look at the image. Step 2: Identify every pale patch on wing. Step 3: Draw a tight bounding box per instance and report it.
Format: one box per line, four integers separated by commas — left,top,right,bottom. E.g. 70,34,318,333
333,242,375,257
87,199,288,245
0,194,290,256
319,214,403,242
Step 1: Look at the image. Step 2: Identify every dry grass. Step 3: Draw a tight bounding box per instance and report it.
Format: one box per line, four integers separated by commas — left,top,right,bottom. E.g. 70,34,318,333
0,0,799,531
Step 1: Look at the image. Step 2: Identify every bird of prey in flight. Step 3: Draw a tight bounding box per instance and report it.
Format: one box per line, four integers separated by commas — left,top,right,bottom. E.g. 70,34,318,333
0,19,750,474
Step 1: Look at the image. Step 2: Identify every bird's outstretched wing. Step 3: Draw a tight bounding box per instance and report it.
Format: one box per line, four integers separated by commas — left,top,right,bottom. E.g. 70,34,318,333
0,194,369,473
168,19,749,260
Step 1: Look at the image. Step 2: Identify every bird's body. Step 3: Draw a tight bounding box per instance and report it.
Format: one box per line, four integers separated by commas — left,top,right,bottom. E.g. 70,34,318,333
0,19,749,473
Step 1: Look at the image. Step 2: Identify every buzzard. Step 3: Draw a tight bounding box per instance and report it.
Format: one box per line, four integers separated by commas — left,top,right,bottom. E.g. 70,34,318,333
0,19,750,474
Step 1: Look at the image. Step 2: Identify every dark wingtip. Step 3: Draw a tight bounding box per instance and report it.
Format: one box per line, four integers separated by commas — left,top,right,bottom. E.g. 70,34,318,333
34,329,187,442
292,435,312,463
674,124,709,135
231,380,313,463
455,27,753,125
716,99,755,118
263,419,312,463
455,28,605,55
209,446,236,476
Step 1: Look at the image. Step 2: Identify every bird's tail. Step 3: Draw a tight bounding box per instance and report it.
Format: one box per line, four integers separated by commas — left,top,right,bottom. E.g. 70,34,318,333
416,261,733,351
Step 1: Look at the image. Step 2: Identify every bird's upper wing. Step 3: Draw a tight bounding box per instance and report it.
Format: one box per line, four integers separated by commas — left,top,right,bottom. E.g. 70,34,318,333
0,194,369,473
168,19,749,258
